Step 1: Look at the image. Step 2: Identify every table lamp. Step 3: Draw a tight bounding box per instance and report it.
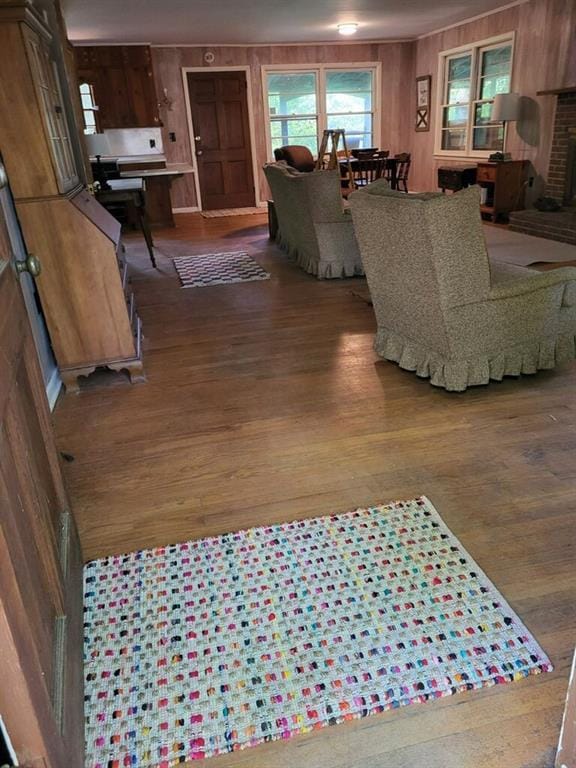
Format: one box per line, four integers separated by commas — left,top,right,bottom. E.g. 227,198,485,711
492,92,521,152
85,132,112,190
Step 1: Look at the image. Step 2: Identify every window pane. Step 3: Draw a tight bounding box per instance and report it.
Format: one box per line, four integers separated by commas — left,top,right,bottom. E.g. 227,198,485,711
327,113,372,134
448,55,471,82
473,102,495,126
83,110,96,126
443,105,468,128
481,45,511,77
270,117,318,153
441,128,466,150
447,80,470,104
325,70,372,113
479,74,510,100
81,93,94,109
271,134,317,155
341,134,373,150
267,73,317,117
472,125,504,150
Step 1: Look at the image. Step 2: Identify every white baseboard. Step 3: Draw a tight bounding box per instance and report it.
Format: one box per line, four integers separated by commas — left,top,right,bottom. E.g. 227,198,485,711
46,367,62,411
172,206,200,213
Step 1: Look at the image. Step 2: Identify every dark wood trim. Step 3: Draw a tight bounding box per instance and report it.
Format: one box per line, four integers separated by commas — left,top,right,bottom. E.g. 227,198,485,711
537,86,576,95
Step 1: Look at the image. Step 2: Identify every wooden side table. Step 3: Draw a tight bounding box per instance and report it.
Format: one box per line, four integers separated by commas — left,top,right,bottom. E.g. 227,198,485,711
438,166,477,193
476,160,526,222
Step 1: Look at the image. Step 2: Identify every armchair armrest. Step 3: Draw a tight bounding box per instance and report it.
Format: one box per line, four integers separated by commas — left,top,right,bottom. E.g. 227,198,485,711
488,267,576,305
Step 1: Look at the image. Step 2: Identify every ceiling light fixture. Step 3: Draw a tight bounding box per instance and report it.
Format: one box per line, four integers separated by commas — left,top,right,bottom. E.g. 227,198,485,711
337,23,359,36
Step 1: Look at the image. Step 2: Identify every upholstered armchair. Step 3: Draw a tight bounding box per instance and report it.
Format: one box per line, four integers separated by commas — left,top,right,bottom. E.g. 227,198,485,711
349,183,576,391
264,162,363,278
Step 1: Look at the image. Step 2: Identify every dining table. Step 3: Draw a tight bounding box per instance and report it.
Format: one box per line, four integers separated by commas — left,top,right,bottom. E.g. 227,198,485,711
338,156,398,192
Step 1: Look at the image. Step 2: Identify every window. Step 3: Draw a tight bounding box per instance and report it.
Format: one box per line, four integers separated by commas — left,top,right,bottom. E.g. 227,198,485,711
267,72,318,155
436,35,513,156
264,65,379,157
79,82,99,135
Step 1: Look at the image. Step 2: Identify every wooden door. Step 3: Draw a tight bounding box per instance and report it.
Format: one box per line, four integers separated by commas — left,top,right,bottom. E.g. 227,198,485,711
0,163,84,768
187,71,255,210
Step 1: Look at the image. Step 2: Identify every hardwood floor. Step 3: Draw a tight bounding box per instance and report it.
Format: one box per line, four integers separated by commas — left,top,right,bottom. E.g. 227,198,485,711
54,213,576,768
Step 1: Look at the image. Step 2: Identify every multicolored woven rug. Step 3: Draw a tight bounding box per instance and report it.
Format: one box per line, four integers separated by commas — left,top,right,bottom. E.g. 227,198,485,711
83,497,552,768
173,251,270,288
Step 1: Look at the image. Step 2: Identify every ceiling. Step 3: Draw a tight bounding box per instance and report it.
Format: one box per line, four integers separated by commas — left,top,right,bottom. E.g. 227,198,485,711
62,0,517,45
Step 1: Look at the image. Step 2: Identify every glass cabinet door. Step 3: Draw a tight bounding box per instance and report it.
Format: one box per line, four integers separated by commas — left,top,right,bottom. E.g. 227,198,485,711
24,27,79,194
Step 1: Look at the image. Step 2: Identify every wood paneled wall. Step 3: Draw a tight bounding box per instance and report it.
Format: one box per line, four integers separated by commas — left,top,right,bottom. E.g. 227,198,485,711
411,0,576,195
151,42,416,208
151,0,575,207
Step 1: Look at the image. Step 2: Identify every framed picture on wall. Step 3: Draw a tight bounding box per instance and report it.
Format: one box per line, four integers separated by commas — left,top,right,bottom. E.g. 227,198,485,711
416,75,431,132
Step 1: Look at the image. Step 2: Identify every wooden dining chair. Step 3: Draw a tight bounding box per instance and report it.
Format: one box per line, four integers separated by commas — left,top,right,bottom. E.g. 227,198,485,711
394,152,412,193
352,156,388,188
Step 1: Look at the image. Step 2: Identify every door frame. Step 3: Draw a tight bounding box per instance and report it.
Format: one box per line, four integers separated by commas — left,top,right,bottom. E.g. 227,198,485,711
182,66,262,211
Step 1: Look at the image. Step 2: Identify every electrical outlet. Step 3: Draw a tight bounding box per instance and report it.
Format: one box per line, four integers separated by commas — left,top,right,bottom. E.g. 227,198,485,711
169,132,176,142
149,138,156,148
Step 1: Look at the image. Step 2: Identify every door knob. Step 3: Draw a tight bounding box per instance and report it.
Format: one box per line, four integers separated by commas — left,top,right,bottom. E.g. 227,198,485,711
196,150,203,156
195,135,201,141
16,254,41,277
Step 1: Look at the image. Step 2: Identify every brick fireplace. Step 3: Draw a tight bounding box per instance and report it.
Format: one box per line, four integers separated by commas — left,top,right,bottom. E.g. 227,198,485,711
509,89,576,245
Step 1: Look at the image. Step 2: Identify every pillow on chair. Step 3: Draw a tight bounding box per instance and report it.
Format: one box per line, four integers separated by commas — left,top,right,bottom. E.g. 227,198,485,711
274,145,316,173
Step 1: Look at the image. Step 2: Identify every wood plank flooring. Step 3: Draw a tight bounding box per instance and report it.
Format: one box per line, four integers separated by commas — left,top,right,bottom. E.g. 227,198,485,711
54,213,576,768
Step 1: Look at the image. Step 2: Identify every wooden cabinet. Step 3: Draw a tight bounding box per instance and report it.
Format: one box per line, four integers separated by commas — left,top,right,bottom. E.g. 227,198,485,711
0,4,79,199
476,160,527,222
23,24,80,193
0,0,145,392
75,45,160,129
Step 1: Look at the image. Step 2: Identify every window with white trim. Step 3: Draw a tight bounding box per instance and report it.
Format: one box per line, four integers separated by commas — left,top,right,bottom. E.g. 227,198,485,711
436,35,514,156
264,66,378,157
79,82,99,135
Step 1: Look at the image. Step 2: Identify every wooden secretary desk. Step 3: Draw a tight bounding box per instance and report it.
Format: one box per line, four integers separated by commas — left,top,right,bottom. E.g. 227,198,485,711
0,0,145,393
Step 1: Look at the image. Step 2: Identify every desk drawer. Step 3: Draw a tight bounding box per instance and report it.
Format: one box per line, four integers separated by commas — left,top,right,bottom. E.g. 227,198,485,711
476,164,496,182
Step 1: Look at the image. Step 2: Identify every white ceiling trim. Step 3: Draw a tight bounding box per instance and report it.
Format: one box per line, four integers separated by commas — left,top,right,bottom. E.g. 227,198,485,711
416,0,530,39
150,39,413,48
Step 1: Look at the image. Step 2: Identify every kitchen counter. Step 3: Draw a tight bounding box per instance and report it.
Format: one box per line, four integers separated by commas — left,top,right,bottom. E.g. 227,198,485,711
89,154,167,165
120,163,194,178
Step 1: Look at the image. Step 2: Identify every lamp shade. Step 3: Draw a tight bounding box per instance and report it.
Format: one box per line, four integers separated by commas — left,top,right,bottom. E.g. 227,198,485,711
492,92,521,122
85,132,111,157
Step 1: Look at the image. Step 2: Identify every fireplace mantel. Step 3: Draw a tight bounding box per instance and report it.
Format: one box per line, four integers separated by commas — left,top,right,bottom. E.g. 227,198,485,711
537,86,576,96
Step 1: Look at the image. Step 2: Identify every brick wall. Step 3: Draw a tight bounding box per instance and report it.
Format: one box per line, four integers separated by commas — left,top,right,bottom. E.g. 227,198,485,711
546,92,576,203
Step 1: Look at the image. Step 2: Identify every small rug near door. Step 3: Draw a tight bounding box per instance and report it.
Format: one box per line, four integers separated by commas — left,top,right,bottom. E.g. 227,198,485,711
83,497,551,768
173,250,270,288
201,207,265,218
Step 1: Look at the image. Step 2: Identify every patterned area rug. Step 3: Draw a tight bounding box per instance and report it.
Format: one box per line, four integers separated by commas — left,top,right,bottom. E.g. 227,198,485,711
201,207,265,218
173,251,270,288
84,497,552,767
